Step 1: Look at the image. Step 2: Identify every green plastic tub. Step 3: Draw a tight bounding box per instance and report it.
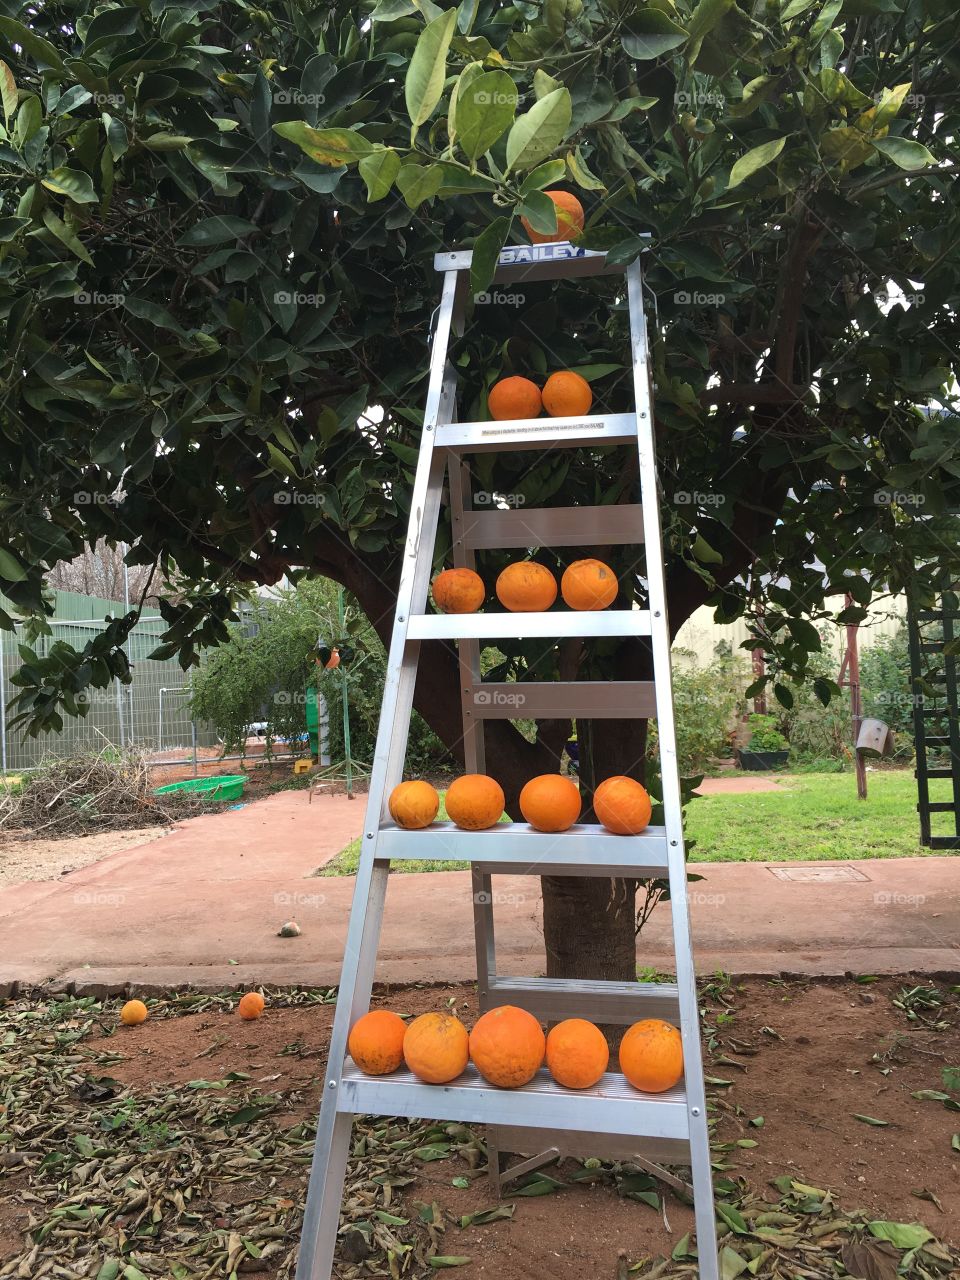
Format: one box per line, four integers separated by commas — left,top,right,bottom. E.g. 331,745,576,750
153,774,247,802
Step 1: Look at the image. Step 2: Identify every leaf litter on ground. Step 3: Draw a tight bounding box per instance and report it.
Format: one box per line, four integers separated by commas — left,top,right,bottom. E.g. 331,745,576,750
2,991,960,1279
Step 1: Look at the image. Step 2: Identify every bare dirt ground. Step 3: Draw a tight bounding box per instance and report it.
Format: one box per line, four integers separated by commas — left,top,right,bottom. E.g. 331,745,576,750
0,826,167,885
2,976,959,1280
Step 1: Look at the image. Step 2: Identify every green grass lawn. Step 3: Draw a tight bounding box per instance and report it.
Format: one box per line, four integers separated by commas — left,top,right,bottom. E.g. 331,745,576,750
318,769,934,876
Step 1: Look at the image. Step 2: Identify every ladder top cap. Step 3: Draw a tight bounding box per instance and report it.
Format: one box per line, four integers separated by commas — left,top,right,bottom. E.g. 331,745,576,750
434,238,651,282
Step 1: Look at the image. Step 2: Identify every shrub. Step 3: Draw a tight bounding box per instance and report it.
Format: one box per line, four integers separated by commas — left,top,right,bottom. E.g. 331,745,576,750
744,714,789,753
652,650,746,773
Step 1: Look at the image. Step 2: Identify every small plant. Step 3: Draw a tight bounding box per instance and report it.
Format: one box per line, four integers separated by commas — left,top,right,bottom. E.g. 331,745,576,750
745,714,789,753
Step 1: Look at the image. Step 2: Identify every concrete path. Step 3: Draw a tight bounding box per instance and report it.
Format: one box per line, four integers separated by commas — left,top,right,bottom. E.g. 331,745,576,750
1,788,958,995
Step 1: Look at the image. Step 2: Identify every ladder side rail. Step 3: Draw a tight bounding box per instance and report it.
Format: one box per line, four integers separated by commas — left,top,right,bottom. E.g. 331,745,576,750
941,611,960,841
294,268,465,1280
448,454,498,998
906,593,932,846
625,260,720,1280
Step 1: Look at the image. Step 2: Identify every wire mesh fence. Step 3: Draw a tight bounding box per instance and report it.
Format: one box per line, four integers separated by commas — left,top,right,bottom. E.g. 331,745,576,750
0,590,225,774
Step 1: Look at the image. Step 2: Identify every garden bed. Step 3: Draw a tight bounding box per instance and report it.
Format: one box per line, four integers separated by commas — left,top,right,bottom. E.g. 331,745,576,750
2,976,959,1278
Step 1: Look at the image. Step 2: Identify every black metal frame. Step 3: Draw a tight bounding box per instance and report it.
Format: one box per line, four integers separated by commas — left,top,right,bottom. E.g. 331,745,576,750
907,594,960,849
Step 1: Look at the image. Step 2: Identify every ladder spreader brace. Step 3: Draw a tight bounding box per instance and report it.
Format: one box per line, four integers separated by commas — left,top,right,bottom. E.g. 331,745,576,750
294,240,720,1280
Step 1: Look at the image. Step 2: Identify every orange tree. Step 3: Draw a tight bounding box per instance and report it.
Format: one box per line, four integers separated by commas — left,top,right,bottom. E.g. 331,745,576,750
0,0,957,980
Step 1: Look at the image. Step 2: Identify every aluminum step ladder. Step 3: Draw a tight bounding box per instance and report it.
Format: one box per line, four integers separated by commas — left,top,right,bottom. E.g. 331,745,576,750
294,240,720,1280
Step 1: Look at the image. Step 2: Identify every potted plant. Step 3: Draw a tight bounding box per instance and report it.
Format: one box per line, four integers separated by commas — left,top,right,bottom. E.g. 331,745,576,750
736,713,790,771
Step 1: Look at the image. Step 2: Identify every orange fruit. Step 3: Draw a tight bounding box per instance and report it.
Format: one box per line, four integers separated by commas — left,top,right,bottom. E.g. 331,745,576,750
403,1011,470,1083
495,561,557,612
470,1005,545,1088
238,992,265,1020
487,376,542,421
561,559,618,611
521,190,585,245
325,648,340,669
120,999,148,1026
593,776,652,835
444,774,504,830
432,567,485,614
545,1019,610,1089
542,370,592,417
519,774,581,833
619,1019,683,1093
348,1009,407,1075
389,780,440,830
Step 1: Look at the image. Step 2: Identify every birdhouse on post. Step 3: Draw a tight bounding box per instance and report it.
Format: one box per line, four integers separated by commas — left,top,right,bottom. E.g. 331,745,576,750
856,717,894,758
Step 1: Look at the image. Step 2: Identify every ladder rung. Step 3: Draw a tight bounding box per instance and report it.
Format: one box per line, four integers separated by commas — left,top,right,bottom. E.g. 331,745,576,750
927,836,960,848
408,609,651,642
336,1062,690,1141
920,708,954,717
920,642,947,652
923,736,952,746
926,801,958,812
469,680,657,720
921,768,959,779
486,976,679,1026
434,240,644,285
435,413,636,453
376,823,669,877
459,503,644,551
488,1125,688,1167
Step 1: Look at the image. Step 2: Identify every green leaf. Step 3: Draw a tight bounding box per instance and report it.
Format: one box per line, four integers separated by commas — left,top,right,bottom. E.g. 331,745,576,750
520,159,566,195
0,60,16,123
273,122,374,166
773,683,793,709
854,1113,891,1126
692,534,723,565
504,87,572,173
142,133,193,151
942,1066,960,1092
428,1259,472,1269
41,208,93,264
566,146,606,190
358,148,401,201
728,136,787,189
720,1245,749,1280
687,0,735,46
177,216,259,247
781,0,816,17
470,216,511,300
867,1222,933,1249
533,68,561,98
453,70,517,162
41,166,98,204
871,136,936,172
952,1134,960,1152
621,10,689,59
0,18,65,72
0,550,26,582
405,7,458,142
717,1202,749,1233
518,190,558,236
809,0,844,43
396,162,443,207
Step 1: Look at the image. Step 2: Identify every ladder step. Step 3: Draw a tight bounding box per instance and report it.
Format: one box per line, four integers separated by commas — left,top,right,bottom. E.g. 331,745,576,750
435,413,637,453
921,768,959,779
469,681,657,720
486,976,679,1026
459,503,644,551
336,1062,690,1141
927,836,960,848
920,642,947,652
920,707,955,717
376,823,669,877
926,801,958,812
434,240,642,285
408,609,651,642
923,737,953,747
